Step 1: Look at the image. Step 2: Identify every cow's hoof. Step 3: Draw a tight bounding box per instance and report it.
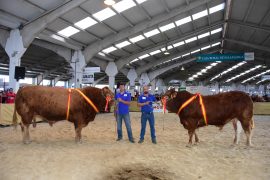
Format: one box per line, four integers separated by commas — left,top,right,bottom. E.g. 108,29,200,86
75,139,82,144
23,140,31,144
186,144,192,148
194,142,200,146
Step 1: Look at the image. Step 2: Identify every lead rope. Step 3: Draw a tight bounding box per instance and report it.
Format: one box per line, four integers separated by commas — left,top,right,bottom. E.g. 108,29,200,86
161,97,167,131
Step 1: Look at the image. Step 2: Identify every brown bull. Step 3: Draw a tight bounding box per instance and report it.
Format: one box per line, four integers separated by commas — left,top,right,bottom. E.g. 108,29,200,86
13,86,114,144
163,89,254,146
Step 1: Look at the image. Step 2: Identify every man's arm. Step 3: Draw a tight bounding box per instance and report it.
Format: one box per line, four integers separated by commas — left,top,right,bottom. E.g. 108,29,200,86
118,98,131,105
137,101,150,107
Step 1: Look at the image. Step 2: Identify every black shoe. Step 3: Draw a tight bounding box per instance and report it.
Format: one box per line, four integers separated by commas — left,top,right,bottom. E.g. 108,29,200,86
116,138,122,141
152,139,157,144
138,139,144,144
129,139,135,143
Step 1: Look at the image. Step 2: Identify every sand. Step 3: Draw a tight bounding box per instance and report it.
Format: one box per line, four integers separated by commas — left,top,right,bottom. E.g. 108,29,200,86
0,112,269,180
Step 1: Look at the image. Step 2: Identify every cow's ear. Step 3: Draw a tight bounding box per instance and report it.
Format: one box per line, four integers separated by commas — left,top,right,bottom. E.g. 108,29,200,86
102,87,112,96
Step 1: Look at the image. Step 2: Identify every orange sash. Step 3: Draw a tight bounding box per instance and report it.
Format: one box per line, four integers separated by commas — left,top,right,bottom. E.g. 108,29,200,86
66,89,99,120
177,93,208,125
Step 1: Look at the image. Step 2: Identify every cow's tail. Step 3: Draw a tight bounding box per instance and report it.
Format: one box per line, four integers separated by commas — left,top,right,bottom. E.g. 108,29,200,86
12,103,18,130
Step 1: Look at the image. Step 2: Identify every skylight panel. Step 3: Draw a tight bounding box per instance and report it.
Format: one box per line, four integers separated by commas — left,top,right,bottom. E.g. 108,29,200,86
129,35,145,43
130,58,139,63
93,8,116,21
98,52,106,56
58,26,80,37
211,28,222,34
185,36,197,43
150,50,161,55
139,54,150,59
182,53,190,57
198,32,210,39
51,34,65,41
191,49,200,54
201,45,211,50
159,23,175,32
175,16,192,26
102,46,117,53
167,45,173,50
74,17,97,29
209,3,225,14
112,0,136,13
116,41,131,48
144,29,160,38
211,42,221,47
173,41,185,47
135,0,147,4
192,10,208,20
226,65,262,82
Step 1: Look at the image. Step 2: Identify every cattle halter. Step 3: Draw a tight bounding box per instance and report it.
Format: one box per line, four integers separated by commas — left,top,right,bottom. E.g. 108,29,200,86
66,88,100,120
177,93,208,125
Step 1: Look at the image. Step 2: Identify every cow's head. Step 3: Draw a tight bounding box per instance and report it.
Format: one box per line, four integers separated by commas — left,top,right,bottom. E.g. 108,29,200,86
163,88,178,100
101,87,115,111
161,88,178,113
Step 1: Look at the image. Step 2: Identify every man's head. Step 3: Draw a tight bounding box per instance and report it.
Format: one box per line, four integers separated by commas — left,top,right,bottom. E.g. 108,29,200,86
143,86,149,95
119,82,125,92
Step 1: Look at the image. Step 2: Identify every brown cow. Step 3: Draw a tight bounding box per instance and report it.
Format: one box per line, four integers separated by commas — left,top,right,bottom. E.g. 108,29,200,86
13,86,114,144
163,89,254,146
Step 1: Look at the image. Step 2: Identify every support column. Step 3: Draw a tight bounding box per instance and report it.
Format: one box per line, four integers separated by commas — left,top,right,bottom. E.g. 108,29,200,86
156,78,166,94
5,29,26,92
70,50,86,88
105,62,118,91
150,79,156,93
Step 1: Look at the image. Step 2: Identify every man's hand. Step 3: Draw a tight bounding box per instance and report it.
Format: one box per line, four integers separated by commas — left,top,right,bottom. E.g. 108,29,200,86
145,101,150,105
117,98,122,102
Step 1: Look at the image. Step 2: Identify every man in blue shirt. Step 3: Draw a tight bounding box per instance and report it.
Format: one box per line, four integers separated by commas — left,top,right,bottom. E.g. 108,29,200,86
115,83,134,143
137,86,157,144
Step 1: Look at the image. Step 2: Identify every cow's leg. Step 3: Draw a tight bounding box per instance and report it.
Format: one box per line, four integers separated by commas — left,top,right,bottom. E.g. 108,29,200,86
187,129,195,147
239,118,253,146
74,120,83,143
233,119,242,145
194,131,200,144
21,123,31,144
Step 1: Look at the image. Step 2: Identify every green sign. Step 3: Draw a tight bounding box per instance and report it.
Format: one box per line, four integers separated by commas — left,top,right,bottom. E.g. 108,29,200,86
196,53,254,62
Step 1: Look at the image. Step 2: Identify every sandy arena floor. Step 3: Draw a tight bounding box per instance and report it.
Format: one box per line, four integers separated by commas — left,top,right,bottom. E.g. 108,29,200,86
0,113,269,180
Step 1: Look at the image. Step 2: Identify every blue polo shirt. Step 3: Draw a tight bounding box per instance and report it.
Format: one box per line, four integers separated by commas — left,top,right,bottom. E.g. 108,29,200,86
116,91,131,115
138,94,156,113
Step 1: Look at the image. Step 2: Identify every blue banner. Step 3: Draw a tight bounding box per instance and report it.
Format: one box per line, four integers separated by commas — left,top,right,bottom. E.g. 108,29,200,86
196,53,254,62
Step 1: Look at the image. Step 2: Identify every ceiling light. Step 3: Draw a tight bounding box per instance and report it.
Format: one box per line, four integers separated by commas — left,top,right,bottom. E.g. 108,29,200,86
185,36,197,43
173,41,185,47
164,51,170,55
93,8,116,21
198,32,210,39
192,10,208,20
116,41,131,48
181,66,185,71
139,54,150,59
135,0,147,4
159,23,175,32
211,42,221,47
58,26,80,37
182,53,190,57
144,29,160,38
112,0,136,13
150,50,161,55
175,16,192,26
211,28,222,34
98,52,106,56
209,3,225,14
129,35,145,43
102,46,117,53
74,17,97,29
130,58,139,63
191,49,200,54
201,45,211,50
104,0,115,6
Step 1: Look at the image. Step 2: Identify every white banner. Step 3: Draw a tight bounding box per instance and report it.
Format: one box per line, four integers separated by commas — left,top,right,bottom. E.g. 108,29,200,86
262,75,270,81
84,67,100,73
82,73,94,84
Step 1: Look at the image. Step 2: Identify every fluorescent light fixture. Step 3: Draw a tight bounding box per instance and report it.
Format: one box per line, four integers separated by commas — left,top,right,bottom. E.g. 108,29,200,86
144,29,160,38
201,69,207,73
226,65,262,82
173,41,185,47
192,10,208,20
130,58,139,63
206,66,213,69
0,67,8,70
185,36,197,43
191,49,200,54
102,46,117,53
139,54,150,59
75,17,97,29
159,23,175,32
129,35,145,43
164,51,170,55
211,42,221,47
188,77,194,81
98,52,106,56
50,34,65,41
116,41,131,48
58,26,80,37
182,53,190,57
209,3,225,14
150,50,161,55
112,0,136,13
175,16,192,26
193,74,198,78
135,0,147,4
93,8,116,21
198,32,210,39
211,28,222,34
172,56,181,60
197,72,203,76
211,62,218,66
167,45,173,50
104,0,115,6
201,45,211,50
